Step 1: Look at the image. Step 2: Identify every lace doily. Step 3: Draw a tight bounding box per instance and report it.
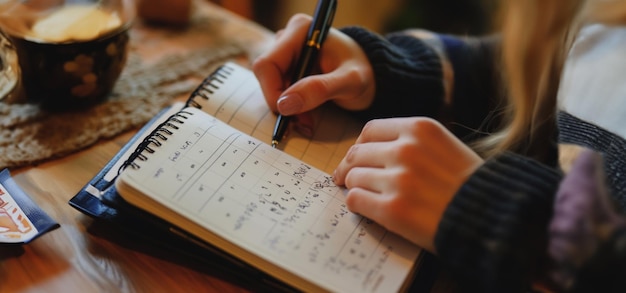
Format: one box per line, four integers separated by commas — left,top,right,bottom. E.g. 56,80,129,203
0,16,248,169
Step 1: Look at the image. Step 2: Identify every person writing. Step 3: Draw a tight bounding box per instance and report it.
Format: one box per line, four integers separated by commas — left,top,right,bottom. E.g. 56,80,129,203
252,0,626,292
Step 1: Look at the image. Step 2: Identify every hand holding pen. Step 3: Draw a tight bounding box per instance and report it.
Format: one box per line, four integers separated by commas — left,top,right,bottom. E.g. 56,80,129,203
270,0,336,148
252,0,376,147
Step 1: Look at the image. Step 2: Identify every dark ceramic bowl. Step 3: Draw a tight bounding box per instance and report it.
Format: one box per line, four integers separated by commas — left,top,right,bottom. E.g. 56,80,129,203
8,25,130,110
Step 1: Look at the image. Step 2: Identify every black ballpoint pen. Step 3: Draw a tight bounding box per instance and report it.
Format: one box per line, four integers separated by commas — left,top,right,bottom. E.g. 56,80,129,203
271,0,337,148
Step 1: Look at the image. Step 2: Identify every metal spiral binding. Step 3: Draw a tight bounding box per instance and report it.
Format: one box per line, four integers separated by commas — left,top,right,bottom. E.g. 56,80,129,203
186,64,236,109
119,109,195,172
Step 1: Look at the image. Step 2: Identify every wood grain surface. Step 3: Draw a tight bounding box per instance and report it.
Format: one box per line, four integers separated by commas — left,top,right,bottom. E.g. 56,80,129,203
1,2,274,292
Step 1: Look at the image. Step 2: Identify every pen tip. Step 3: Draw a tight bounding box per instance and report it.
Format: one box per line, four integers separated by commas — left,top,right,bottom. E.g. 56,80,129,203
271,140,278,148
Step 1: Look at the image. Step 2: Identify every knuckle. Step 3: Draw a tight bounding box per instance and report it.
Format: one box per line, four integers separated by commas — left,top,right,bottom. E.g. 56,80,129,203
408,117,443,137
360,119,378,136
251,56,267,74
343,67,373,105
395,170,418,192
289,13,311,27
343,167,357,188
385,197,404,215
384,191,412,219
395,141,419,163
344,188,359,208
344,144,361,165
344,66,367,86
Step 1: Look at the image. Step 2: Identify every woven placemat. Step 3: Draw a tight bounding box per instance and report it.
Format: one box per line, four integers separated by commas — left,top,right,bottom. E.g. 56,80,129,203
0,17,248,169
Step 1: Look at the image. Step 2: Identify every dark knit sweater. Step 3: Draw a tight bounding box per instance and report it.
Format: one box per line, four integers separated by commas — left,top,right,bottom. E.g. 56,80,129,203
340,25,626,293
339,27,445,121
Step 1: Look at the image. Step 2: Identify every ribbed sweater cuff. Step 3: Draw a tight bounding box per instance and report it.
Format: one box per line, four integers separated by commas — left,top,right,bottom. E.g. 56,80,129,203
339,26,444,121
435,152,562,292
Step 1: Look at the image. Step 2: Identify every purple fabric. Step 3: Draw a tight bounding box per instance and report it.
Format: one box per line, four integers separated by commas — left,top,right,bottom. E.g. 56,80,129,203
549,148,626,290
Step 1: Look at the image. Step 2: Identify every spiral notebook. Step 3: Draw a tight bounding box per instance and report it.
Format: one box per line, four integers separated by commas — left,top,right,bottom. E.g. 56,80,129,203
70,62,424,292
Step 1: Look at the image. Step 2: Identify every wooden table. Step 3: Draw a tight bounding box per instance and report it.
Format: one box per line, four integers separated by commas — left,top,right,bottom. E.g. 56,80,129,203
0,2,454,292
1,2,278,292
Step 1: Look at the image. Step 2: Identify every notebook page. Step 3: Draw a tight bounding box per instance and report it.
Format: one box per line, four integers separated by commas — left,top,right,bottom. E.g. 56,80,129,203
101,103,185,184
189,62,361,174
117,107,421,293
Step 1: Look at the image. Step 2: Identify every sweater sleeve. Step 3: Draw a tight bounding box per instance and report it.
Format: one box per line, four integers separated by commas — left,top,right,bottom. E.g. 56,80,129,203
340,26,504,142
434,152,562,292
437,34,504,141
339,26,445,121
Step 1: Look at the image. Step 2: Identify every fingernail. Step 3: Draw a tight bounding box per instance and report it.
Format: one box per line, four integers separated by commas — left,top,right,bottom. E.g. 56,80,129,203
277,94,303,115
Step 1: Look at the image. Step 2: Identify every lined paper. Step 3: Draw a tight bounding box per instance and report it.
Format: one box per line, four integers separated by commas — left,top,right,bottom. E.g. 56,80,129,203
189,62,361,174
117,107,420,293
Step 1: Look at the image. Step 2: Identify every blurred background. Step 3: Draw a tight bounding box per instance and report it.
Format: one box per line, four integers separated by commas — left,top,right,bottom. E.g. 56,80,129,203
212,0,499,35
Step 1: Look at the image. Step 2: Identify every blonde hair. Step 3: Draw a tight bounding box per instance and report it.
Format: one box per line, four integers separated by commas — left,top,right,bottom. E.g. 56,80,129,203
479,0,626,160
